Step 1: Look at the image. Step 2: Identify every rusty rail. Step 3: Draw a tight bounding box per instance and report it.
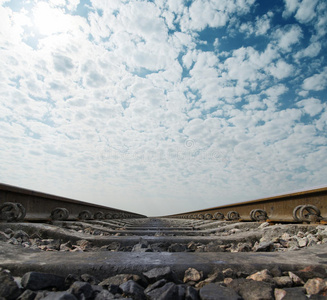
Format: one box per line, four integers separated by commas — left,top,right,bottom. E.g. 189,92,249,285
0,183,146,221
165,187,327,223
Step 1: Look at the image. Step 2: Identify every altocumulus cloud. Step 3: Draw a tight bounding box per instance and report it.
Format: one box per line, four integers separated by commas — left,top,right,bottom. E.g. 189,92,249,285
0,0,326,216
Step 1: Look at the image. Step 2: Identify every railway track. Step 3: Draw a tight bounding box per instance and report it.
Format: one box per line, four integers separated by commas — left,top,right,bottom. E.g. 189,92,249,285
0,184,327,299
167,187,327,223
0,183,146,222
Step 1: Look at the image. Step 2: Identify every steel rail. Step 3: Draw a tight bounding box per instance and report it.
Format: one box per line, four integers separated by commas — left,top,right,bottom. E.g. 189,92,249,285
0,183,146,221
165,187,327,223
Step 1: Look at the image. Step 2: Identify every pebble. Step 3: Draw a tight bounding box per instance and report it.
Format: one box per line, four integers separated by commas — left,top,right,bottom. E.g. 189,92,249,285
304,278,327,295
1,223,327,253
254,241,274,252
21,272,65,291
145,282,181,300
295,265,327,281
195,271,223,288
274,288,287,300
143,267,178,283
183,267,203,283
199,283,241,300
68,281,93,299
246,269,272,282
289,271,305,285
1,222,327,299
222,268,234,278
120,280,145,300
0,269,21,300
0,263,327,299
273,276,293,287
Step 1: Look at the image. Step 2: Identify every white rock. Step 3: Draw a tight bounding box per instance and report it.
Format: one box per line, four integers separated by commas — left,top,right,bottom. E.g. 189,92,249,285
281,233,291,240
258,222,270,229
297,237,308,247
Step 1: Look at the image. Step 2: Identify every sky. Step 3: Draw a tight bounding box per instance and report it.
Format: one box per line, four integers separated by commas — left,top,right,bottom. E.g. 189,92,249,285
0,0,326,217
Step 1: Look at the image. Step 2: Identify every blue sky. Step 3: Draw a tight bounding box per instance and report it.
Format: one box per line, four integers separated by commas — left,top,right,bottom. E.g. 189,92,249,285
0,0,326,216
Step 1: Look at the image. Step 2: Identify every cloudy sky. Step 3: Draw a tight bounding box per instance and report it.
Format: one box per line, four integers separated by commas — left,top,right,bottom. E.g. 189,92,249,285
0,0,326,216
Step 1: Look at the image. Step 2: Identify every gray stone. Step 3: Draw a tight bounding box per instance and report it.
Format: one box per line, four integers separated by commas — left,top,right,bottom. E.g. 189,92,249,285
38,239,61,251
295,265,327,281
91,284,103,295
288,271,304,285
280,287,307,300
75,240,92,251
13,230,30,242
21,272,65,291
304,278,326,295
40,291,77,300
270,266,282,277
246,269,272,282
309,294,327,300
227,278,274,300
80,274,99,285
236,242,252,252
119,280,145,300
68,281,93,299
185,286,200,300
35,291,49,300
176,285,186,299
274,288,287,300
144,279,167,294
199,283,241,300
273,276,293,287
286,239,299,249
132,241,153,252
222,268,234,278
146,282,182,300
17,289,37,300
255,242,274,252
4,228,14,236
0,270,22,300
184,268,203,283
196,271,224,288
102,242,121,251
59,242,72,252
64,274,80,288
168,243,186,252
297,237,308,247
205,242,224,252
143,267,177,283
99,274,140,287
0,231,10,241
258,222,270,229
107,284,122,295
94,290,115,300
8,237,19,245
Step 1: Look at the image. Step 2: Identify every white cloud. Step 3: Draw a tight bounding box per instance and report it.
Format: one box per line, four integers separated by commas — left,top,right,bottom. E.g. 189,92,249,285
295,42,321,59
295,0,319,23
255,12,273,35
0,0,326,216
33,2,86,36
275,25,302,52
283,0,319,24
316,111,327,131
239,12,273,36
302,67,327,91
283,0,299,17
315,1,327,37
180,0,255,31
267,60,294,79
296,98,324,116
